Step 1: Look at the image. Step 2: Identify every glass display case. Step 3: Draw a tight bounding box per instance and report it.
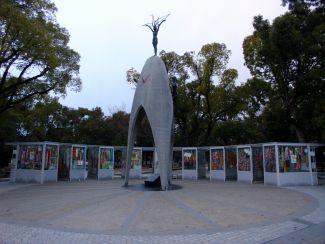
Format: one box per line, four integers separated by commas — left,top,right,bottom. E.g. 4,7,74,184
278,145,309,172
211,148,224,170
237,146,253,183
182,148,197,180
183,149,197,170
72,146,86,169
87,147,99,179
17,145,43,170
58,145,70,180
142,148,154,174
131,148,141,170
114,147,125,177
12,142,59,183
68,144,87,181
45,145,58,170
129,148,142,178
99,147,114,170
264,146,276,173
238,147,251,171
171,148,182,179
252,146,264,182
225,147,237,180
8,142,323,186
263,144,277,185
263,143,318,186
98,147,114,179
210,147,225,181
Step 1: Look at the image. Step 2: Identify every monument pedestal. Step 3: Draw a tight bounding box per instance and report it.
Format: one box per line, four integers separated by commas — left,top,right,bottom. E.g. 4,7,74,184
144,173,161,187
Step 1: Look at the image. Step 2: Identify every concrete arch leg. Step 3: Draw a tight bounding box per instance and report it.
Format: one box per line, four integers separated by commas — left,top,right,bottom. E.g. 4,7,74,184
124,56,173,191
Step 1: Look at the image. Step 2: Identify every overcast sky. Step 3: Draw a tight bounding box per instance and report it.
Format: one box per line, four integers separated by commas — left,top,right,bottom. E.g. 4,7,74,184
53,0,287,114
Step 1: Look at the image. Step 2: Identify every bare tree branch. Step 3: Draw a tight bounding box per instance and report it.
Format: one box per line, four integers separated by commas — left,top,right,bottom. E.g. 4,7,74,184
0,53,19,88
1,66,49,95
0,81,59,114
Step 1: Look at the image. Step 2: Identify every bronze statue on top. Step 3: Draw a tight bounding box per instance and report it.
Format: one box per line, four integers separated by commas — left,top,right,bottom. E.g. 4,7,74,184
143,14,170,56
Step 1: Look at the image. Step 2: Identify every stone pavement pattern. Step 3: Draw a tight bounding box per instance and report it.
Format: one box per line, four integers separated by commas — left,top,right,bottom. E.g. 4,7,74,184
0,180,324,243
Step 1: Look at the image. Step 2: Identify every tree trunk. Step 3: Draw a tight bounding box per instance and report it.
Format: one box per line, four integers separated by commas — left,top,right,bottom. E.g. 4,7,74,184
292,124,306,142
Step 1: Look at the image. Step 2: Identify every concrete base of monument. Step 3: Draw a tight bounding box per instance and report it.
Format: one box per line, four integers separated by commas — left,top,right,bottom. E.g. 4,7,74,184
125,176,182,191
125,183,182,192
144,173,161,188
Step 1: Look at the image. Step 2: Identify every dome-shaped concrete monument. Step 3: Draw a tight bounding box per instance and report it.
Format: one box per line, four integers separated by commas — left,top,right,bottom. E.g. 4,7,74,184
124,56,173,190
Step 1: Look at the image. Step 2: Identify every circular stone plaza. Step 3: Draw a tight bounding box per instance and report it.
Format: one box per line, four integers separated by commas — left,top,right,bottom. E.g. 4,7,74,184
0,179,325,243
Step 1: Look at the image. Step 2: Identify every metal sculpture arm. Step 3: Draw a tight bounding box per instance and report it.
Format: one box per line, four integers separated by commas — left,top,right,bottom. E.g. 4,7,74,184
143,14,170,56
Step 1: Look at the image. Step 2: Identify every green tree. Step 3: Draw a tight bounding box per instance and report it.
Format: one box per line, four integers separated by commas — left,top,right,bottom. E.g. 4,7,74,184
161,44,242,146
0,0,81,114
0,108,20,167
16,97,63,141
234,78,272,143
105,111,129,145
15,98,131,146
243,0,325,142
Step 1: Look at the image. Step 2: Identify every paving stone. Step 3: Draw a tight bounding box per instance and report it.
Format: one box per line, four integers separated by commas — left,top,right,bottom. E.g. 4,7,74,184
0,180,324,243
